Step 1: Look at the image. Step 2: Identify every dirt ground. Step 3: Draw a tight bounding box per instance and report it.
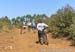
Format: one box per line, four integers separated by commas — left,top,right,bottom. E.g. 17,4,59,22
0,28,75,52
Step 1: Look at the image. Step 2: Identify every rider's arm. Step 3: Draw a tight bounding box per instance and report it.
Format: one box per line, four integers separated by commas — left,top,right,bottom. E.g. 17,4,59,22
37,24,39,30
43,23,48,27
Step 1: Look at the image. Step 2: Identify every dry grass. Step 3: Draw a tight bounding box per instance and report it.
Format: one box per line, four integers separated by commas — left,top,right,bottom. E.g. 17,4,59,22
0,29,75,52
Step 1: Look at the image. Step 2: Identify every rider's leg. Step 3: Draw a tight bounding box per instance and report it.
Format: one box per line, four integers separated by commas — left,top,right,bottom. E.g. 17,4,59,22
43,33,48,45
37,30,45,45
20,27,22,34
28,26,31,31
23,27,26,33
39,31,44,45
38,30,41,42
36,30,41,44
37,31,43,43
32,26,36,33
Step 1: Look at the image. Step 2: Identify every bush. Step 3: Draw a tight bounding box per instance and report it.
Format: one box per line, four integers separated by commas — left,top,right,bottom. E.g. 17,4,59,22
0,16,12,32
69,23,75,45
48,5,74,39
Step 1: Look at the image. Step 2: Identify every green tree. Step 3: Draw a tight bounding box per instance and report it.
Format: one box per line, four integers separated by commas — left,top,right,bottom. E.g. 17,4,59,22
49,5,74,38
0,16,11,32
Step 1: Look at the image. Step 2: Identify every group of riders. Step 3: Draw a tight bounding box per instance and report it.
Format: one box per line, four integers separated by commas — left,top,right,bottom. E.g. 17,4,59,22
21,19,49,45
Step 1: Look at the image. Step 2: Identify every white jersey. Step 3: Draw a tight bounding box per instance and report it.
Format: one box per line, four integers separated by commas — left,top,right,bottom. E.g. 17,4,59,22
27,22,31,26
23,21,26,25
37,23,48,31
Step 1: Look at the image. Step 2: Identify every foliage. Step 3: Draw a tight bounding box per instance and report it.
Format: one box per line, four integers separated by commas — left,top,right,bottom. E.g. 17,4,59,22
48,5,74,38
0,16,12,32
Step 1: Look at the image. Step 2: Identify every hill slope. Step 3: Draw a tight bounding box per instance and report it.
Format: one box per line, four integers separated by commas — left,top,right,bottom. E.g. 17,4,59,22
0,29,75,52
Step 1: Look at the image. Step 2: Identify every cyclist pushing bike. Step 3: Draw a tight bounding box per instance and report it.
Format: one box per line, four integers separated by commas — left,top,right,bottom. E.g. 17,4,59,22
37,20,49,45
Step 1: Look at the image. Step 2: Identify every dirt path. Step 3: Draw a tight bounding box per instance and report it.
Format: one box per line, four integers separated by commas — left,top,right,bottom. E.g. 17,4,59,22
0,29,75,52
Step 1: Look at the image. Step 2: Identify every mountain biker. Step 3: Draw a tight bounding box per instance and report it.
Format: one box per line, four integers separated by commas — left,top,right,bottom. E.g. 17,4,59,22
20,21,27,34
23,21,26,29
31,19,37,33
37,20,48,45
27,21,32,31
